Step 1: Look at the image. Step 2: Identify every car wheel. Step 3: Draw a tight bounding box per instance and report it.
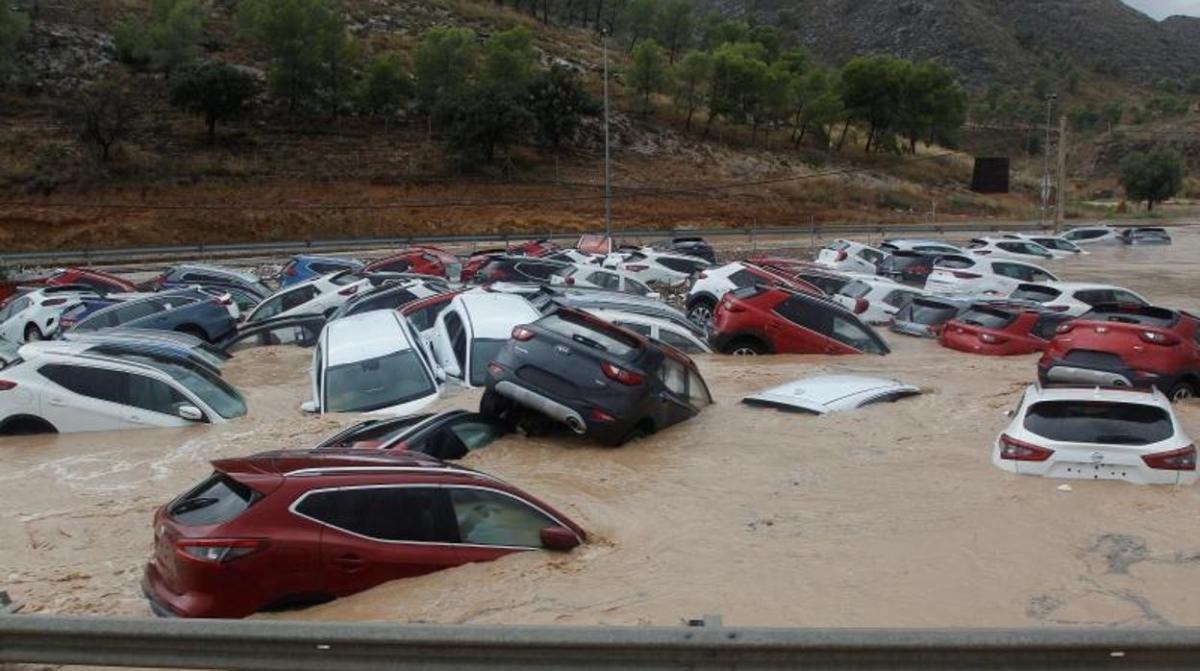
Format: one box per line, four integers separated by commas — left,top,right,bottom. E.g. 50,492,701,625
1168,380,1197,402
687,299,715,326
727,338,766,356
24,324,43,342
479,389,510,419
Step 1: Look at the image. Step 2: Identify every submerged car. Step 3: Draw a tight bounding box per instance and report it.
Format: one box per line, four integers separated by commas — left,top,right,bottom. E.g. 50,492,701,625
993,384,1195,485
0,285,98,342
924,257,1058,297
1003,233,1085,258
653,236,716,264
833,276,922,325
686,261,823,326
316,410,510,460
742,375,920,414
278,255,364,288
816,239,888,275
483,307,713,446
44,267,138,294
154,264,272,302
70,289,237,343
142,450,585,618
1038,304,1200,401
1008,282,1149,317
363,246,462,280
967,237,1055,262
423,293,542,389
938,304,1071,356
1061,226,1122,246
890,296,972,338
326,279,446,321
708,286,889,356
243,271,370,324
1121,227,1172,245
216,314,326,354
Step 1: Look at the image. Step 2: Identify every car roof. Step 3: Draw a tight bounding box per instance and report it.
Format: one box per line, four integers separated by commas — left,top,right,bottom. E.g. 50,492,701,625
1038,281,1129,292
174,264,259,281
215,449,477,477
1026,383,1169,408
743,375,920,414
455,293,541,338
324,310,411,365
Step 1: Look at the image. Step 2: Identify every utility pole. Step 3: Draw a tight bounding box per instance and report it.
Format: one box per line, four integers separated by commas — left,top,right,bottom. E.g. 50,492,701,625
602,32,613,254
1040,93,1056,228
1054,115,1068,233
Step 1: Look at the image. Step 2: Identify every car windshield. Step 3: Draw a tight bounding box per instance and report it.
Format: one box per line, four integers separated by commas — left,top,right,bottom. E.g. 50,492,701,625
325,349,436,413
902,299,960,325
169,472,260,525
839,281,872,299
469,338,508,386
540,312,638,359
1024,401,1173,445
137,356,247,419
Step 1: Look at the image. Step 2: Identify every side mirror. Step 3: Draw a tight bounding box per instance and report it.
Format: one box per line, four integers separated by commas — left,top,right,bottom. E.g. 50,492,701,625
540,526,581,552
433,365,447,383
176,404,204,422
300,400,319,414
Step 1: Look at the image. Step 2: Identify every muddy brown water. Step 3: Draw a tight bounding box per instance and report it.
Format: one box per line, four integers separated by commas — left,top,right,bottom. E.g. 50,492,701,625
3,228,1200,628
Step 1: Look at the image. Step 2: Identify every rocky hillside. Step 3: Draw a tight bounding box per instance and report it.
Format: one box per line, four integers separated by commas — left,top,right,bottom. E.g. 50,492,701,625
704,0,1200,87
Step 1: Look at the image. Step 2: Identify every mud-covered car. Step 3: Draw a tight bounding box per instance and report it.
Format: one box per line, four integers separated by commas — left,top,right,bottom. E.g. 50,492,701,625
482,307,713,446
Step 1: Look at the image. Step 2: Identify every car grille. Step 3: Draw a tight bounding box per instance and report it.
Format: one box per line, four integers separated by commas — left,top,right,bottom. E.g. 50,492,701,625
516,366,579,400
1063,349,1126,368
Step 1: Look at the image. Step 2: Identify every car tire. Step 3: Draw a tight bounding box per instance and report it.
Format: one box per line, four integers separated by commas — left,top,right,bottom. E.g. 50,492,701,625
23,324,43,342
687,298,716,326
479,389,510,419
1167,380,1197,402
726,338,766,356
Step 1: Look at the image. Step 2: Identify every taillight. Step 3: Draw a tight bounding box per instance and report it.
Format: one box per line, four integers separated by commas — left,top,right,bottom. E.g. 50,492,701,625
565,276,575,285
625,264,649,272
998,434,1054,462
338,285,360,296
0,380,17,391
1142,445,1197,471
601,361,643,385
487,362,505,377
590,408,617,423
854,298,868,314
284,265,298,277
978,332,1009,344
697,272,708,280
1056,322,1075,335
512,326,536,341
41,298,67,307
951,271,981,279
835,250,848,262
175,538,267,564
1140,331,1179,346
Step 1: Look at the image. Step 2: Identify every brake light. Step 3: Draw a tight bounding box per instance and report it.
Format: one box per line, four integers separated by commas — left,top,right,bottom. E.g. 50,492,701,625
0,380,17,391
511,326,536,341
590,408,617,423
1139,331,1179,346
175,538,267,564
1056,322,1075,334
1141,445,1196,471
601,361,643,386
951,271,981,279
338,285,360,296
565,276,575,285
978,332,1009,344
835,250,848,262
998,434,1054,462
912,266,931,276
488,362,505,377
854,298,868,314
723,299,746,313
41,298,67,307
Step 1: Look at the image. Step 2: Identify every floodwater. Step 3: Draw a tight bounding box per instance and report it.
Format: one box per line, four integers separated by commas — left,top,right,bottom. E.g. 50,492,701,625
3,228,1200,628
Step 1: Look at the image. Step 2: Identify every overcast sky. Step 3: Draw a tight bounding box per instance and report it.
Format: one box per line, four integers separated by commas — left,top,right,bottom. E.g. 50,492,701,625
1122,0,1200,19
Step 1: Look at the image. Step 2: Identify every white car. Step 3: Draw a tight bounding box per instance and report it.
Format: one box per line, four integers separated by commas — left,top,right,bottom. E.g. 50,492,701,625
1008,282,1149,317
966,237,1056,262
925,257,1059,297
580,308,712,353
879,238,965,256
304,310,441,416
686,261,778,325
1004,233,1085,258
0,346,246,434
993,384,1196,486
816,239,889,274
742,375,921,414
603,247,710,287
0,286,99,343
548,264,656,297
243,271,370,324
1061,226,1123,246
834,276,924,325
545,249,604,265
424,292,542,388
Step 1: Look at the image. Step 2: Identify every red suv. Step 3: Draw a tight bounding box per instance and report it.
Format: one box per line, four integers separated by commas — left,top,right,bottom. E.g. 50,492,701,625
45,267,137,294
142,450,585,618
939,303,1072,356
708,286,889,356
364,247,462,281
507,239,559,257
1038,304,1200,401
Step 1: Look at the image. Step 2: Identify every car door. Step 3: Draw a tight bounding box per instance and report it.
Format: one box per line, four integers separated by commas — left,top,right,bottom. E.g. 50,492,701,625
294,486,462,599
408,415,509,460
0,296,31,340
119,371,195,429
448,486,562,565
431,308,467,381
654,355,699,428
35,363,132,432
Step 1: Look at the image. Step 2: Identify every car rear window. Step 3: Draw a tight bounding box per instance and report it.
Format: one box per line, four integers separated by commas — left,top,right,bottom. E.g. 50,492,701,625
1024,401,1174,445
957,306,1016,329
838,281,872,300
827,240,851,252
1010,285,1062,302
1084,305,1177,328
540,312,638,359
169,472,260,526
902,299,961,325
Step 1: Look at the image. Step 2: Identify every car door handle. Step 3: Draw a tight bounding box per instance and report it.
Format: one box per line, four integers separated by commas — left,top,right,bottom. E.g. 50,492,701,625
48,397,66,407
126,415,147,424
331,554,367,571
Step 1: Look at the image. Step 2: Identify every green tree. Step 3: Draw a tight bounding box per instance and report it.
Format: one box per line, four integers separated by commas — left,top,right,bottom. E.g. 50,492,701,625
413,27,478,113
114,0,205,77
759,61,796,143
840,54,910,152
776,47,809,76
627,39,668,117
898,60,967,152
359,51,412,124
1120,146,1185,211
526,64,597,151
790,67,841,146
436,83,532,165
482,26,537,93
67,76,138,162
705,41,768,135
238,0,345,114
622,0,658,52
0,2,29,78
170,61,258,142
671,50,712,130
1099,102,1122,130
113,18,152,68
654,0,692,63
700,19,747,50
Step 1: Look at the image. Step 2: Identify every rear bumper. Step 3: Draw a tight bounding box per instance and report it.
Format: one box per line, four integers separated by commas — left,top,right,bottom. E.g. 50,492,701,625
1037,358,1162,390
991,441,1195,486
489,377,631,444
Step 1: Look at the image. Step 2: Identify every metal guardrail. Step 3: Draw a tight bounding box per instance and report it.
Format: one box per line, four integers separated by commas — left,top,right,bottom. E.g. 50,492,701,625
0,220,1093,267
2,615,1200,669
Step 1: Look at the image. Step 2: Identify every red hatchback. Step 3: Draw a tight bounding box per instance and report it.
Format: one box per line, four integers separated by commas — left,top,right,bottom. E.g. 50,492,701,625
143,450,585,618
1038,304,1200,401
939,303,1072,356
46,267,137,294
364,246,462,281
708,285,889,356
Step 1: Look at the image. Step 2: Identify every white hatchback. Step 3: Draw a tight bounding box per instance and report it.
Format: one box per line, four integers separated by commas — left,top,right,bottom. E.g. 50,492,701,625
925,257,1058,297
816,240,889,274
424,292,543,388
548,264,656,297
1004,233,1085,258
1061,226,1123,246
966,237,1056,262
1007,282,1149,317
994,385,1196,485
0,286,99,342
244,271,370,324
834,275,923,325
603,247,710,287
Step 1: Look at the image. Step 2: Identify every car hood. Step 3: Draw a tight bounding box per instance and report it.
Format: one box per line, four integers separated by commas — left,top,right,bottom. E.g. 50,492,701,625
742,375,920,414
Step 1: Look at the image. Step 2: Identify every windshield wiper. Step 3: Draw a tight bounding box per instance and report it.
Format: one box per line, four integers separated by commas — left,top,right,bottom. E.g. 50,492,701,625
171,497,219,515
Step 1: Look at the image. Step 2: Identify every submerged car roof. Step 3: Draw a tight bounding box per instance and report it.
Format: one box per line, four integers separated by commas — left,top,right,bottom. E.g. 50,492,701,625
454,293,541,339
323,310,413,366
743,375,920,415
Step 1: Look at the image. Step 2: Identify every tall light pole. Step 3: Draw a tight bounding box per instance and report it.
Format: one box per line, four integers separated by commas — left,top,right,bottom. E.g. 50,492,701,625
1040,93,1057,227
602,32,613,253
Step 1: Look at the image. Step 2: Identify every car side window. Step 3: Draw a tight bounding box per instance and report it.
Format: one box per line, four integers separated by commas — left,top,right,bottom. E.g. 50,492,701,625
1028,268,1054,283
296,487,457,543
614,320,652,337
1111,290,1145,306
586,271,620,290
625,278,652,296
658,328,703,354
992,263,1030,281
377,259,411,273
125,373,190,416
407,300,449,332
2,296,31,319
447,419,506,452
515,262,558,281
38,364,126,405
113,301,162,324
773,296,832,335
280,286,319,311
657,357,688,396
1074,289,1111,307
687,369,712,407
728,269,757,288
859,249,885,265
830,316,880,353
356,290,417,315
1031,315,1068,341
449,488,554,548
444,310,467,369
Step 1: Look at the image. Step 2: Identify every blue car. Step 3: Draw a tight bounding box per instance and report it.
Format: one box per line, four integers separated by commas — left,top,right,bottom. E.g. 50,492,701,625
279,255,364,288
69,289,236,343
58,297,127,333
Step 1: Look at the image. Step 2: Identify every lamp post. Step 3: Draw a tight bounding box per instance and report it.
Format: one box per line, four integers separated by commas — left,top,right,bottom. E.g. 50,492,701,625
1040,93,1057,227
602,32,612,253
